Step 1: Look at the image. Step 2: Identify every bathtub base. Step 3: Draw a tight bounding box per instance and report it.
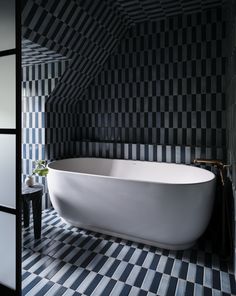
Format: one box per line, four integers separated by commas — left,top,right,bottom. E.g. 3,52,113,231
62,218,196,250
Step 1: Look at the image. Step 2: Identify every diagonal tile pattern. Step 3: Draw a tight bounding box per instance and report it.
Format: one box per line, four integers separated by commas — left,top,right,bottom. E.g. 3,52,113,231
115,0,224,24
22,38,69,66
22,208,236,296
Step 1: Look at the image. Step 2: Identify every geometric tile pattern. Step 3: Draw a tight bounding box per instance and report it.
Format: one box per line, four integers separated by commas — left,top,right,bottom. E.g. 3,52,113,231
22,61,69,208
225,0,236,281
22,0,130,160
22,38,69,66
45,102,78,160
22,0,226,58
21,0,232,281
22,1,226,162
115,0,225,24
78,7,227,161
75,141,225,166
22,0,130,104
21,1,228,167
22,209,236,296
21,0,226,106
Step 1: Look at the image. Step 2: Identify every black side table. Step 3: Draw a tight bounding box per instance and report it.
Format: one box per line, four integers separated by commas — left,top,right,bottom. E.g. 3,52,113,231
21,183,43,239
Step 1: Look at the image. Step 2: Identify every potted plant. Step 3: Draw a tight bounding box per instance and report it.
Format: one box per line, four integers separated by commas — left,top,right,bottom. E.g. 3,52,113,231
32,160,49,177
25,160,49,187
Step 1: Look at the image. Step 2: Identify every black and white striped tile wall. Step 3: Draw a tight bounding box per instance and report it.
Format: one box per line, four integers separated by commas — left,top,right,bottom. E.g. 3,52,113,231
75,142,224,166
45,102,78,161
22,0,130,160
22,1,226,163
21,3,227,189
225,0,236,280
22,0,130,106
22,60,69,208
77,7,227,163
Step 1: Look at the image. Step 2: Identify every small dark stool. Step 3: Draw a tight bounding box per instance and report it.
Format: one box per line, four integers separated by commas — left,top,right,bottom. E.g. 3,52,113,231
21,183,43,239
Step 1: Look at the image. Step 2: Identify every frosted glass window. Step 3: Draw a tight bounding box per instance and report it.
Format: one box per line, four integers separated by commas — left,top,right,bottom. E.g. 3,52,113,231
0,55,16,128
0,0,15,51
0,212,15,289
0,135,15,208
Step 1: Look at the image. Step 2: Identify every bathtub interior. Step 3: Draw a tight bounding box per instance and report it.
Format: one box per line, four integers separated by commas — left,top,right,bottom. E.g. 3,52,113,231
48,158,215,185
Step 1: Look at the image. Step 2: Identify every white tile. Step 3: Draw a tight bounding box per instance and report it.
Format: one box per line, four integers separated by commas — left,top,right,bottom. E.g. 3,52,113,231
50,263,72,283
112,261,128,280
61,288,76,296
129,249,142,265
186,263,197,283
211,289,222,296
25,277,50,296
156,256,168,273
22,273,37,289
141,269,156,291
171,260,182,278
174,279,186,296
220,271,231,294
203,267,213,288
91,276,111,296
63,268,84,288
43,283,64,296
74,251,93,266
142,252,155,269
99,257,116,275
28,255,51,273
76,271,97,293
39,259,62,278
128,286,144,295
104,242,119,257
125,265,142,286
116,245,131,261
156,273,170,296
109,281,125,296
194,283,203,296
86,253,105,271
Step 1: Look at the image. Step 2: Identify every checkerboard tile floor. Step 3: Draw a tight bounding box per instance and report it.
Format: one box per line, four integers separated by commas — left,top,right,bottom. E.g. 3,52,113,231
22,209,236,296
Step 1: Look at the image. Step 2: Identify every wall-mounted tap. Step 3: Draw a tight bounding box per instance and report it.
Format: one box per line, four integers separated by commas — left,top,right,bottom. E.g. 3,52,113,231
193,159,231,186
193,159,224,167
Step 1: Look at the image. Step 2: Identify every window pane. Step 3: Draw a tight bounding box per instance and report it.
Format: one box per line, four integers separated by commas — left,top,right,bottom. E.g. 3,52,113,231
0,135,15,208
0,55,16,128
0,212,15,289
0,0,15,51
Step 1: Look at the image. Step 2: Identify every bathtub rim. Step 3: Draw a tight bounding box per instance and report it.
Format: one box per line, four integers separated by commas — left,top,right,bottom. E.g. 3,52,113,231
47,157,216,186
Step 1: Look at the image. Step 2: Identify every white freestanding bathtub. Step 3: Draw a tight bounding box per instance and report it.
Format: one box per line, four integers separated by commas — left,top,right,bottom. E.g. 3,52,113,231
47,158,216,250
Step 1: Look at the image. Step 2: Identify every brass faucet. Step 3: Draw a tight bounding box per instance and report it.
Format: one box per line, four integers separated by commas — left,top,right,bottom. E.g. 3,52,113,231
193,159,224,167
193,159,231,186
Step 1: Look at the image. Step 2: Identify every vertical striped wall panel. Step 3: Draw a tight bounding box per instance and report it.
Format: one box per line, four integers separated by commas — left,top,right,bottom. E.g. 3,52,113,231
75,141,224,166
22,61,69,208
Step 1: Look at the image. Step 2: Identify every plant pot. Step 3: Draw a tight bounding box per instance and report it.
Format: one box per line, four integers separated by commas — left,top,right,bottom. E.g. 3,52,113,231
25,175,34,187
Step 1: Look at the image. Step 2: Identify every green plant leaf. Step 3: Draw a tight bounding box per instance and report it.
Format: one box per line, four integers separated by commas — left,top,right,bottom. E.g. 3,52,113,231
38,168,49,176
33,160,49,177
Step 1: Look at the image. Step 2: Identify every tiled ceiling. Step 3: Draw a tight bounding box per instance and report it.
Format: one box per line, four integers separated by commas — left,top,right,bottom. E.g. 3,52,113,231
114,0,225,24
22,0,225,66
